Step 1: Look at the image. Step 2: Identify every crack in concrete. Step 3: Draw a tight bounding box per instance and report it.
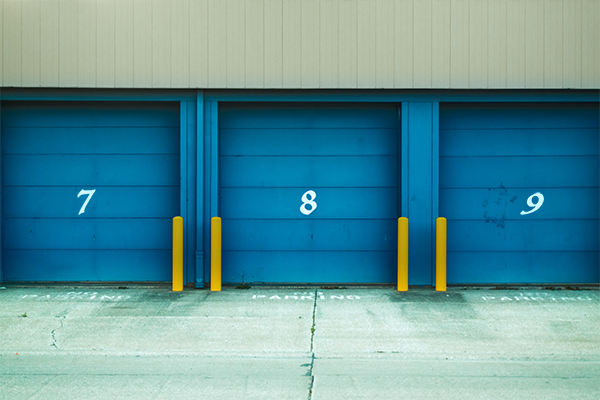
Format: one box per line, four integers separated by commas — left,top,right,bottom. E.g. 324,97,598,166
307,289,318,400
50,316,66,350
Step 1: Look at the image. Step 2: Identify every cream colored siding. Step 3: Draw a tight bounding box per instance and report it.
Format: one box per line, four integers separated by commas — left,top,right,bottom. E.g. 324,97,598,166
450,0,469,88
282,0,301,87
506,0,526,88
339,0,357,88
97,0,115,88
395,0,413,88
563,0,582,88
2,0,599,89
301,0,319,88
488,0,507,88
115,0,134,87
469,0,487,88
22,0,40,86
432,0,450,89
264,0,282,88
189,0,208,88
320,0,338,88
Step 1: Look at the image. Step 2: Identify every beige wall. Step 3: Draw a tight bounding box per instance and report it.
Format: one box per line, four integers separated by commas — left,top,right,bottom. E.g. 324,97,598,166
1,0,598,89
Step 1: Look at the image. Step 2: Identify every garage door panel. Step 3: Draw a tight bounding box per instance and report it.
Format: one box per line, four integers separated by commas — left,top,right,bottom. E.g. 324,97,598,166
221,188,398,219
220,103,398,129
440,128,599,157
440,188,599,220
3,250,171,282
220,128,397,156
439,103,598,284
222,251,397,283
3,127,179,155
2,101,180,282
223,220,397,251
440,103,599,130
448,220,599,252
4,187,179,218
221,156,397,188
4,155,179,186
447,252,600,284
440,156,598,188
4,219,172,250
220,102,399,283
1,102,179,128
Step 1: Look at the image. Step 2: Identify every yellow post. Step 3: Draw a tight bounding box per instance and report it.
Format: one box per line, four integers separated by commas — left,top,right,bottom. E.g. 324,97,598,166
436,217,447,292
398,217,409,291
172,216,184,292
211,217,222,291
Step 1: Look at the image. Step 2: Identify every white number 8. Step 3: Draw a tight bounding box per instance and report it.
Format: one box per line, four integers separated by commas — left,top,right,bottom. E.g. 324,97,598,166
520,192,544,215
300,190,317,215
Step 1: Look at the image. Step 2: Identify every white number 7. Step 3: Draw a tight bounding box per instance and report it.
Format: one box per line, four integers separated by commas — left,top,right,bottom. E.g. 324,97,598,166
77,189,96,215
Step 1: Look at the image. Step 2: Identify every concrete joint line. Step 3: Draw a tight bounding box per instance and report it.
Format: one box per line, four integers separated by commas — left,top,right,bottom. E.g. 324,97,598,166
50,316,66,350
307,289,318,400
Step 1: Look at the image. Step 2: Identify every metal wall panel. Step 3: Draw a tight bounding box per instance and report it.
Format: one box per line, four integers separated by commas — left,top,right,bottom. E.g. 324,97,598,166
3,0,599,89
22,0,40,87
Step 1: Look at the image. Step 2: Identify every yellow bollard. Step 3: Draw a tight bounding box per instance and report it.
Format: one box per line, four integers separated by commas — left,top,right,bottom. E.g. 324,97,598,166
211,217,222,291
172,216,184,292
397,217,409,291
436,217,447,292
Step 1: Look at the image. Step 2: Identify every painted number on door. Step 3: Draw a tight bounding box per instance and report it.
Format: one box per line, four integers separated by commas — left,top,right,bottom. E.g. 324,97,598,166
78,189,96,215
300,190,317,215
520,192,544,215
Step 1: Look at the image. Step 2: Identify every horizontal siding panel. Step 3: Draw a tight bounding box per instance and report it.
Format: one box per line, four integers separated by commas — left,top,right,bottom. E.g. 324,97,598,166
4,219,173,249
222,251,396,283
3,127,179,155
448,252,599,284
440,188,600,220
440,103,600,129
1,102,179,127
221,188,398,218
447,220,599,252
223,220,397,251
439,128,599,157
4,155,179,186
4,187,178,218
440,156,599,188
220,103,398,129
221,128,397,156
221,157,398,188
3,250,171,281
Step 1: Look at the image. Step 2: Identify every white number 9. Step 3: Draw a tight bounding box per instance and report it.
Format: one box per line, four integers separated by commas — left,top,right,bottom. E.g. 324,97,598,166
520,192,544,215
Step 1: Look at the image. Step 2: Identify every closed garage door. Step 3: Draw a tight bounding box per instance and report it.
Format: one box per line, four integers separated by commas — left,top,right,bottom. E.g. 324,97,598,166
219,103,399,284
440,103,599,284
2,101,180,282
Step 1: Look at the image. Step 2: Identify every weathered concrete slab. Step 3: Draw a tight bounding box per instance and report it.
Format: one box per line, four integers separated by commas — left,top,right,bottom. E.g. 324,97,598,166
0,286,598,399
312,289,600,361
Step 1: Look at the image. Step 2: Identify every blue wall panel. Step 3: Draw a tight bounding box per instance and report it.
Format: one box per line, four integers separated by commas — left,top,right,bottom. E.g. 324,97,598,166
2,101,180,282
219,102,399,284
404,102,438,286
440,102,600,284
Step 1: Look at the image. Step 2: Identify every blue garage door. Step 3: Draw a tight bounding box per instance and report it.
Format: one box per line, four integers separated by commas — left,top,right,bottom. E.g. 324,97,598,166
220,103,399,284
440,103,599,284
2,101,180,282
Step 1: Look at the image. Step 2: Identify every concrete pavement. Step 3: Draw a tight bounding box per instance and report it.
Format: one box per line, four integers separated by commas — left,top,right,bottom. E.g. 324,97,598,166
0,286,598,399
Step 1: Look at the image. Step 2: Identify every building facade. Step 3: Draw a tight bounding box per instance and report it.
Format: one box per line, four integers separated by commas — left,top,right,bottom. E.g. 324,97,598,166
1,0,599,286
